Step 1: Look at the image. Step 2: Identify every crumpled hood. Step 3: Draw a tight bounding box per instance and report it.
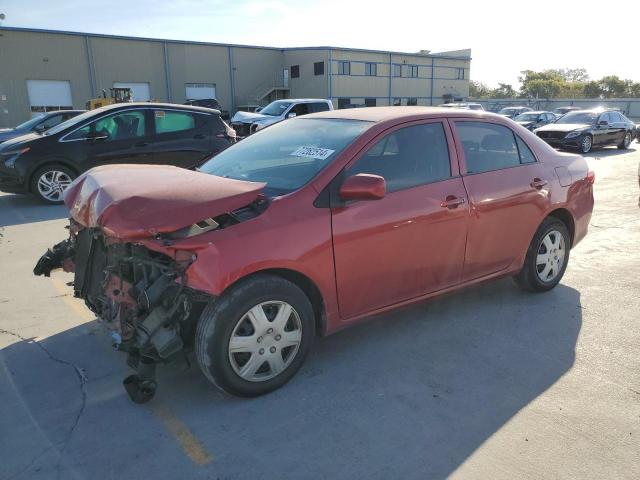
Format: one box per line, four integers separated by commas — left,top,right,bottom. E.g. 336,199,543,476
536,123,588,133
63,164,266,240
231,111,272,124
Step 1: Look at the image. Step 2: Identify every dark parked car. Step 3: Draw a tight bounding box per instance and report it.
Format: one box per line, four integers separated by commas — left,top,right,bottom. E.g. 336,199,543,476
535,109,636,153
0,110,85,143
514,111,556,130
0,103,236,203
35,107,594,402
553,106,580,117
497,106,533,119
184,98,230,120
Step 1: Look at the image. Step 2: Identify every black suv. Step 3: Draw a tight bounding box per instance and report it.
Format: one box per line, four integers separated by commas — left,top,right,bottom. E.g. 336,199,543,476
535,109,636,153
0,103,235,203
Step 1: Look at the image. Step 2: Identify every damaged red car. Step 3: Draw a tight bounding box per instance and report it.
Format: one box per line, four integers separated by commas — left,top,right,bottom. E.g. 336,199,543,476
35,107,594,403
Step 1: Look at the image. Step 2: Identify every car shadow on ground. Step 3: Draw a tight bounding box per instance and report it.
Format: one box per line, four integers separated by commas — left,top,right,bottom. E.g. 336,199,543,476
1,279,582,479
0,193,67,227
582,144,638,158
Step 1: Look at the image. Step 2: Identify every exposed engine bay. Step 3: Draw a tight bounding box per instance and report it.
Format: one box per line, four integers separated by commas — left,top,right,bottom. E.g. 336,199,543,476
34,220,211,403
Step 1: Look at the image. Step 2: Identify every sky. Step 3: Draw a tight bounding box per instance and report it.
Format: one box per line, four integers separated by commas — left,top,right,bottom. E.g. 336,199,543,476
0,0,638,88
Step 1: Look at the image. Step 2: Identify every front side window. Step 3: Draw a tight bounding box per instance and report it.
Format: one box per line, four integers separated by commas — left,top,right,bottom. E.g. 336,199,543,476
456,122,522,174
290,103,309,116
65,110,146,141
200,118,371,196
365,63,377,76
154,111,196,134
348,123,451,193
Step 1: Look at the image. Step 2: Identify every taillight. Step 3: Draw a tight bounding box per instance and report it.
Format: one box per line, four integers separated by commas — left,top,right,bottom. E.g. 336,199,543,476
586,170,595,184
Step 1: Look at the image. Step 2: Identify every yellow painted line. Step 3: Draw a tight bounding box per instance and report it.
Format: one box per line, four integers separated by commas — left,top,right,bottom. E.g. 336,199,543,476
151,404,213,465
50,275,94,322
49,274,213,466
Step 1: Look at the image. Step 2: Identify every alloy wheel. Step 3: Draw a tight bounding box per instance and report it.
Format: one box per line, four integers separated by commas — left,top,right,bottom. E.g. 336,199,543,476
581,136,592,153
536,230,566,282
228,301,302,382
624,132,631,147
37,170,73,202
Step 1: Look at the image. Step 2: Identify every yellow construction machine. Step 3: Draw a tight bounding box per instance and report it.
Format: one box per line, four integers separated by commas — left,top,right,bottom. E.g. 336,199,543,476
86,88,133,110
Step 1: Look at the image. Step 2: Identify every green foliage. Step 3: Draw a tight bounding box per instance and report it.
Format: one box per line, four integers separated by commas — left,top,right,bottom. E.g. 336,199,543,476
470,69,640,99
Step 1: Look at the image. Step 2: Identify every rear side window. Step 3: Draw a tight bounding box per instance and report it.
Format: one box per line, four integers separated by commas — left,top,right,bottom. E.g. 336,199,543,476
154,111,196,134
516,136,536,164
456,122,521,174
309,102,330,113
349,123,451,193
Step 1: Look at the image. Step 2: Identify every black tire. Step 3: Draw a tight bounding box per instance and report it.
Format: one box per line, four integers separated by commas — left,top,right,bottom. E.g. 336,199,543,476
30,164,77,204
617,131,632,150
195,274,315,397
580,135,593,154
514,217,571,293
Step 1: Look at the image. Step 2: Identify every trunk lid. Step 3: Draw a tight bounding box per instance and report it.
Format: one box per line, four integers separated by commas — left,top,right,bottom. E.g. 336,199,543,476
64,164,265,239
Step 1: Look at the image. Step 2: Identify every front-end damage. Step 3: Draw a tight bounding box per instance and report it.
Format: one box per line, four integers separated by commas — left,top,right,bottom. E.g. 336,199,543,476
35,221,212,403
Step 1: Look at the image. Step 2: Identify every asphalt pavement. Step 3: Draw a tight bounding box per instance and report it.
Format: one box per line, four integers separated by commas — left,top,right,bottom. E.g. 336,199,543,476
1,145,639,480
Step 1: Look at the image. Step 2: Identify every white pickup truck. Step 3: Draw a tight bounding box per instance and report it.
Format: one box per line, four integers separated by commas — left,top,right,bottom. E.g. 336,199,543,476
230,98,333,137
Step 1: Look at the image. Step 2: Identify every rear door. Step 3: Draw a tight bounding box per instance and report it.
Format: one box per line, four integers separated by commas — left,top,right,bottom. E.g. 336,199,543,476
331,120,468,319
148,109,214,168
451,120,549,281
595,113,613,145
608,112,626,144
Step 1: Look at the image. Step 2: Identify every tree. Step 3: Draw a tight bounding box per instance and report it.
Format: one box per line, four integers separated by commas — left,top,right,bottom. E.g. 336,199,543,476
469,80,491,98
490,83,517,98
598,76,627,98
519,70,566,98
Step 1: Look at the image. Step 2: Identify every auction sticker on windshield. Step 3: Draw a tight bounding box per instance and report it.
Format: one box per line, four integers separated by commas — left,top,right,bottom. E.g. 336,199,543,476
290,146,335,160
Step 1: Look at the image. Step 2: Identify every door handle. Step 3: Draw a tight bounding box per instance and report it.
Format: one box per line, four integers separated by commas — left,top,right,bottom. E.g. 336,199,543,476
530,178,548,189
134,141,149,147
440,196,466,209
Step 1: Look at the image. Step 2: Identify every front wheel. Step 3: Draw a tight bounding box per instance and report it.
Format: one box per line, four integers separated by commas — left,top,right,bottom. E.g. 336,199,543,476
30,164,76,204
195,274,315,397
618,131,632,149
580,135,593,153
514,217,571,292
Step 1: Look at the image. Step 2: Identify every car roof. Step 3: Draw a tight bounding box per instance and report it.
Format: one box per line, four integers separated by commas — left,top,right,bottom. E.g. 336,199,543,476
269,98,330,103
302,106,507,123
42,109,86,116
519,111,550,115
92,102,221,115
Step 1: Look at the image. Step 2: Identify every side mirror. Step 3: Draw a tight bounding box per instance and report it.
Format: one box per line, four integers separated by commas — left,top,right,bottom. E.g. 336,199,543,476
287,112,297,119
34,124,47,132
339,174,386,201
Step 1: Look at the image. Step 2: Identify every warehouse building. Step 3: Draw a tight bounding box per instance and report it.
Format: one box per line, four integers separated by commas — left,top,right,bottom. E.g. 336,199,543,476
0,27,471,127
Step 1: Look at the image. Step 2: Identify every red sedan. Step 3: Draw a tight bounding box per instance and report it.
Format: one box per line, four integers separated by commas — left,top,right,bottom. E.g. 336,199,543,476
35,107,594,402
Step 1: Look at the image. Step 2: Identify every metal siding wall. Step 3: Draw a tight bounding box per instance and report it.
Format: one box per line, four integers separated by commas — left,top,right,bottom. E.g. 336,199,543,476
90,37,167,102
231,48,284,107
283,49,329,99
0,30,92,126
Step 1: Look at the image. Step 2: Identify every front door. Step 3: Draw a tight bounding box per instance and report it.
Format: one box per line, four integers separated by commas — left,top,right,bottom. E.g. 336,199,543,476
452,119,549,281
331,121,469,319
63,109,153,168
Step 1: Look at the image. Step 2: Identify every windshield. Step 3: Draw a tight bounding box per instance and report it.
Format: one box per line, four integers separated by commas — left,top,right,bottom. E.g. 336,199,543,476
515,113,540,122
555,112,597,125
15,116,46,130
199,118,372,195
259,100,293,117
44,109,100,136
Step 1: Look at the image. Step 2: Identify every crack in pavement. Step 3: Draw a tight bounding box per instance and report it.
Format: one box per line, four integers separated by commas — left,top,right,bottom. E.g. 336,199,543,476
0,328,88,478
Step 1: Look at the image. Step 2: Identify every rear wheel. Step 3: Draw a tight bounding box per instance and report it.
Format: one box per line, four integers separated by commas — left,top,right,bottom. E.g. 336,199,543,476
195,274,315,397
580,135,592,153
618,131,632,149
30,164,76,204
514,217,570,292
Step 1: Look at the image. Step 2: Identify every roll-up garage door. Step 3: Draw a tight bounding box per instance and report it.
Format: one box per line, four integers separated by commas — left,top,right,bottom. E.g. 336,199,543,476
113,82,151,101
185,83,216,100
26,80,73,116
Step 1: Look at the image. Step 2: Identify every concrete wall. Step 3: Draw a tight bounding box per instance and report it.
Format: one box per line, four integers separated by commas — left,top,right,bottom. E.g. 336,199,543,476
473,98,640,120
